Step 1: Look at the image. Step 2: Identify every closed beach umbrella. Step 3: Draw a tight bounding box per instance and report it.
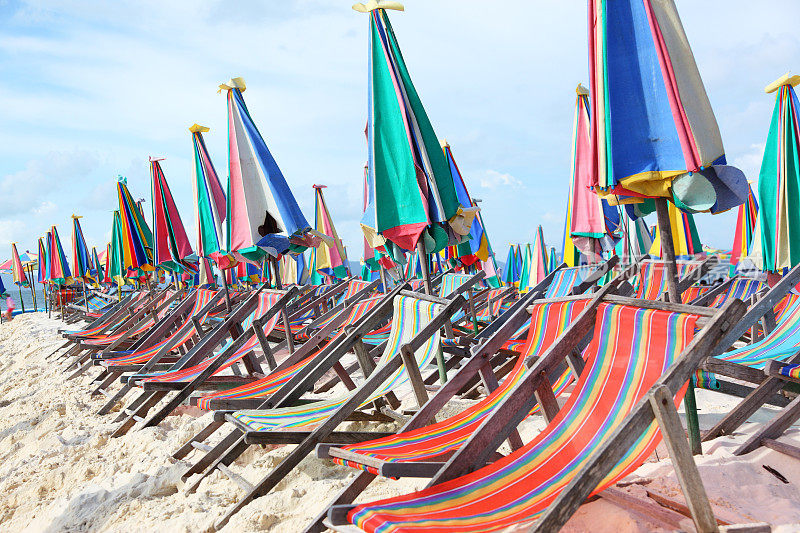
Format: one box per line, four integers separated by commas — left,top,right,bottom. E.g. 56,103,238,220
311,185,349,280
117,179,154,273
444,142,488,266
731,184,758,266
37,237,48,284
49,226,72,286
11,243,28,287
190,124,227,264
71,215,91,280
220,77,314,261
567,84,618,262
150,157,194,272
356,1,476,255
753,74,800,272
589,0,746,213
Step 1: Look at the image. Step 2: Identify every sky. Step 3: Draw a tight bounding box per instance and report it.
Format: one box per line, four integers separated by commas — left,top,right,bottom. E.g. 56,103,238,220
0,0,799,264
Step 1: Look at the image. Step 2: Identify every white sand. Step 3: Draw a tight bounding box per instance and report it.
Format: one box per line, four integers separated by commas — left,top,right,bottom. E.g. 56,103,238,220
1,313,799,532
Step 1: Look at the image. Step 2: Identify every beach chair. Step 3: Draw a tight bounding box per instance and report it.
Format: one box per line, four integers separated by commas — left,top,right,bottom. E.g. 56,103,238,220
172,275,482,467
689,268,800,427
324,292,746,533
61,289,183,374
91,288,228,414
183,290,468,530
631,256,717,302
305,264,637,531
110,287,298,437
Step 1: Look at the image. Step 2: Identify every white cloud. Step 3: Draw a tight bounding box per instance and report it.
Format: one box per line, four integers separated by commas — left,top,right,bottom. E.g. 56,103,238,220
32,201,56,216
479,170,523,190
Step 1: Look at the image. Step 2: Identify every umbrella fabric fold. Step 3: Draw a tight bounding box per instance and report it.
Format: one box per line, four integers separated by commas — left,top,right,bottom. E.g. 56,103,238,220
49,226,72,286
117,179,154,273
150,157,194,272
220,77,313,261
648,201,702,259
191,124,227,264
588,0,744,212
37,237,48,284
11,244,28,287
731,184,758,266
311,185,349,280
361,7,471,252
71,215,92,280
756,76,800,272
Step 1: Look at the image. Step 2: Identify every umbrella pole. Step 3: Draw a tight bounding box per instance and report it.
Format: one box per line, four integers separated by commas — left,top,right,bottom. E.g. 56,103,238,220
379,265,388,292
83,278,89,314
28,266,37,311
416,240,432,296
271,257,295,354
221,270,232,313
655,197,702,455
17,284,24,314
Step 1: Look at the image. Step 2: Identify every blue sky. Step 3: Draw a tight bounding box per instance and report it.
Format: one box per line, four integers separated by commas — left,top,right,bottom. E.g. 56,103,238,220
0,0,799,262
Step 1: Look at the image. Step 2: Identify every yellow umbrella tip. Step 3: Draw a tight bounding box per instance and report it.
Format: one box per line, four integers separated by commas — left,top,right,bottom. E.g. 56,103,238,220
576,83,589,96
353,0,404,13
189,124,210,133
218,77,246,93
439,139,450,149
765,72,800,93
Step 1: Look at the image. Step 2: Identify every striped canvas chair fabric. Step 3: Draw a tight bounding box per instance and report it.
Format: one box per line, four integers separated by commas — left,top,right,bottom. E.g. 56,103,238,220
542,267,583,299
102,289,218,367
331,299,590,475
695,297,800,391
194,296,384,410
136,293,283,385
343,303,699,532
230,294,442,431
632,261,693,300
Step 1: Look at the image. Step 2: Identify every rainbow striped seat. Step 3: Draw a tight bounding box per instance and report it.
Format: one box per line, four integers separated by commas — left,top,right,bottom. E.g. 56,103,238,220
680,285,710,303
709,278,765,308
344,303,699,532
195,296,384,410
230,294,442,431
438,274,473,299
695,298,800,390
79,292,176,346
102,289,218,367
63,292,150,337
474,289,507,322
632,261,694,300
542,267,583,299
136,293,283,385
330,300,590,476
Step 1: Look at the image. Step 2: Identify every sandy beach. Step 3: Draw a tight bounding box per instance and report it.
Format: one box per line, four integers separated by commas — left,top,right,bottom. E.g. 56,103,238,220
0,313,797,532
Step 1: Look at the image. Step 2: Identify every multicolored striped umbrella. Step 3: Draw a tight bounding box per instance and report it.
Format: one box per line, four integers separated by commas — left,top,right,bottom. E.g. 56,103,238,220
357,3,476,253
616,210,653,263
102,244,112,284
71,215,92,280
311,185,349,280
502,244,522,286
91,246,104,283
48,225,72,285
648,201,702,258
37,237,48,284
10,243,28,287
519,227,548,291
567,84,618,262
190,124,227,263
280,252,308,286
117,179,154,273
109,211,125,285
360,163,397,279
444,142,488,266
219,77,313,261
150,157,194,272
731,183,758,266
753,74,800,272
588,0,746,213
